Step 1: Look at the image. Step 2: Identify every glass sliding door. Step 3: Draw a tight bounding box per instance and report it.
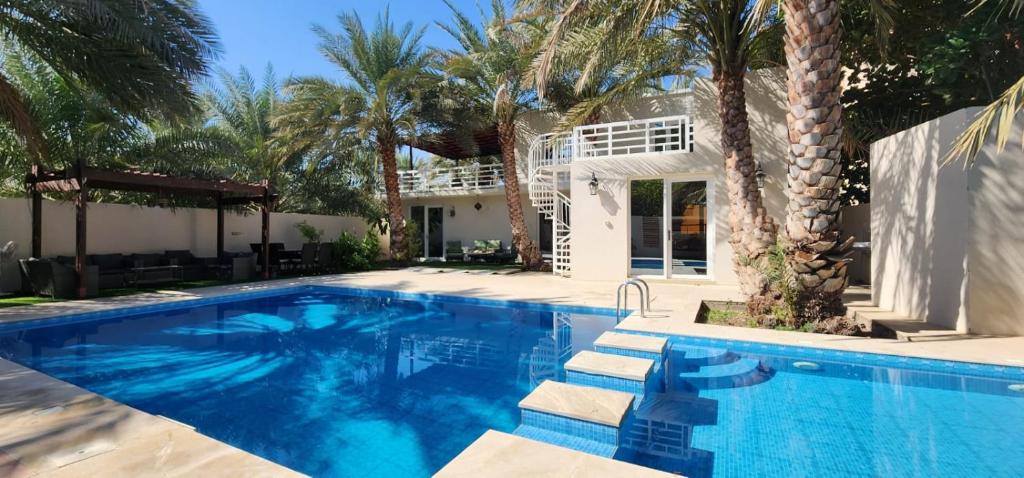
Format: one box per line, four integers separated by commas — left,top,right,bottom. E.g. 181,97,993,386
629,179,665,276
669,180,708,277
426,206,444,259
409,205,445,260
630,178,710,279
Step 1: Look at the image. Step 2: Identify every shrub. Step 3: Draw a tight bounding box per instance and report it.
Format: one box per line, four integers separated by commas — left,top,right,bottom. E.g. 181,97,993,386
329,230,381,271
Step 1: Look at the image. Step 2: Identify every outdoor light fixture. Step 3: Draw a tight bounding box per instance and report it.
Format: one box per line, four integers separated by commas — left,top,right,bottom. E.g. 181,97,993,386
474,202,482,211
588,172,600,196
449,206,456,217
754,160,767,190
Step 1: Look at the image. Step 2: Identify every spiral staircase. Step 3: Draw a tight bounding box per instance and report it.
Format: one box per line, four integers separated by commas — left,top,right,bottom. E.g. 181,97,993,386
526,116,694,277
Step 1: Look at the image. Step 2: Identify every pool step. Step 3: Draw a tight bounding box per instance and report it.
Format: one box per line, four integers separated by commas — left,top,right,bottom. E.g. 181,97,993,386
515,380,634,457
436,430,676,477
593,332,668,369
565,351,655,407
671,344,737,367
674,357,773,391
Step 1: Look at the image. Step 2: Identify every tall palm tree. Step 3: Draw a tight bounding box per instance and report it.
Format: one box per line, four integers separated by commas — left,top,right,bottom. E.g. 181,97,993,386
202,66,303,210
276,10,434,260
437,0,546,269
520,0,784,310
777,0,851,320
0,0,218,163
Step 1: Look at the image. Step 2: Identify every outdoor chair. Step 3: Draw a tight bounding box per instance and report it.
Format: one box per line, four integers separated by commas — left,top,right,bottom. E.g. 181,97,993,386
84,253,129,288
298,243,318,273
316,245,334,274
19,258,94,299
493,244,519,264
445,240,465,262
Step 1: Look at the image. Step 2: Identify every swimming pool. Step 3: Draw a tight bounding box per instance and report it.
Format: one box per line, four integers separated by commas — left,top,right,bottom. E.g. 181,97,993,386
0,286,617,477
1,286,1021,477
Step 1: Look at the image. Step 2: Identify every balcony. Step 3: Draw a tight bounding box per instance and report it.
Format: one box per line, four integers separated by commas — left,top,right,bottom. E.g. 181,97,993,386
397,163,505,196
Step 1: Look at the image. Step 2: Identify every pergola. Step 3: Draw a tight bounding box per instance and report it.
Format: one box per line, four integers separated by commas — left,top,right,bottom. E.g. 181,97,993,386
409,124,502,160
26,161,275,298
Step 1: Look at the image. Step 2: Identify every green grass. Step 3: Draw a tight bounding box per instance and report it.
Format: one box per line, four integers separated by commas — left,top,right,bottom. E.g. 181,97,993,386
0,295,59,308
0,278,252,309
705,308,745,325
412,261,520,271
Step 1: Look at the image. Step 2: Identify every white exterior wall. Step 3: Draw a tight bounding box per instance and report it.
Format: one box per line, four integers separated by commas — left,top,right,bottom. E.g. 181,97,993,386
516,69,790,283
871,107,1024,336
0,198,383,291
403,192,541,249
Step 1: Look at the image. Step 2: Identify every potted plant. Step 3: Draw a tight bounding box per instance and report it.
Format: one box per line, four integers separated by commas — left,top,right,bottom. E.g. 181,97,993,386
295,221,324,244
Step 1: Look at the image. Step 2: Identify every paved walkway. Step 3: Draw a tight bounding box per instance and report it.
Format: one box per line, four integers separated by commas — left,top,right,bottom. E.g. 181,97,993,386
1,269,1023,477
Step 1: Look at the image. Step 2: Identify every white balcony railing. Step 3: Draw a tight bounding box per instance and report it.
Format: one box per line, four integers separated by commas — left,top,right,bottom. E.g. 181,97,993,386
574,115,692,159
397,163,505,194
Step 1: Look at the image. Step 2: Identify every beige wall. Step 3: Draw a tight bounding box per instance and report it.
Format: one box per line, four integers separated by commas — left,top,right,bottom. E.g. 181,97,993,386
965,109,1024,336
516,69,790,283
0,198,384,291
403,193,541,252
871,107,1024,336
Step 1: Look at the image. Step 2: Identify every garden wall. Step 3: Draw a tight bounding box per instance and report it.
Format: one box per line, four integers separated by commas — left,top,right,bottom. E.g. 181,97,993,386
0,198,386,291
871,107,1024,336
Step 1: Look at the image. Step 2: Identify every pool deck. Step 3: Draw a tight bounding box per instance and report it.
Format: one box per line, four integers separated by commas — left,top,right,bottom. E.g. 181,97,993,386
1,268,1023,477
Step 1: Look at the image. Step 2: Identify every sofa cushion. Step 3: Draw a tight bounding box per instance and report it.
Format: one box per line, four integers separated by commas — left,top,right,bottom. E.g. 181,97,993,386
130,253,164,268
89,254,126,271
164,250,195,265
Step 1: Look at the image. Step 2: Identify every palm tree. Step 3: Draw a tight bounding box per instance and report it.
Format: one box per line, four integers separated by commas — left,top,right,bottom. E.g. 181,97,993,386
520,0,784,309
776,0,851,321
437,0,546,269
202,66,304,210
0,0,218,163
276,10,434,260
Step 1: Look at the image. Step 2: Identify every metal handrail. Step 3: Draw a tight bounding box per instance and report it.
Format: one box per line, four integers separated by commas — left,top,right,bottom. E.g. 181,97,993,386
616,279,649,322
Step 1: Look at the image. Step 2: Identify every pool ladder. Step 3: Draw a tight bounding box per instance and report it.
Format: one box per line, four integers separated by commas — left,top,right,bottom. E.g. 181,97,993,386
616,278,652,322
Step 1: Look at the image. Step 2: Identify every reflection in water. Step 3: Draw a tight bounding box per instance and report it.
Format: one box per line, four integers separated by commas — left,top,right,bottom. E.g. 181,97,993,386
0,291,616,478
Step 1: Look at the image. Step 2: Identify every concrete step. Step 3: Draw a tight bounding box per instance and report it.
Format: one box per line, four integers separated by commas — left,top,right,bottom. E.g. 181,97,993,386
872,318,966,342
670,344,737,367
516,380,635,457
518,380,634,428
564,351,655,406
436,430,676,477
674,358,773,391
593,332,668,367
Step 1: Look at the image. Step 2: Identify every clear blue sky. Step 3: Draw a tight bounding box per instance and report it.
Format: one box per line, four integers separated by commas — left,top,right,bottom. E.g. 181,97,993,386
199,0,489,80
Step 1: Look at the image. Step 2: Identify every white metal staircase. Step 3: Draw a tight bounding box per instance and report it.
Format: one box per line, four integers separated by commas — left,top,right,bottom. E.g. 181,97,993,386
527,115,694,277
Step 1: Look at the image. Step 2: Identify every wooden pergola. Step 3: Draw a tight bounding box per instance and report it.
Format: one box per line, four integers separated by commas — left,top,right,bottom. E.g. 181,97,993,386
26,161,275,298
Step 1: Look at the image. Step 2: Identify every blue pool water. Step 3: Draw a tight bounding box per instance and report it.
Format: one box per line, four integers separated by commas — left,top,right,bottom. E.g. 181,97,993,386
0,287,616,477
1,286,1022,477
631,258,708,268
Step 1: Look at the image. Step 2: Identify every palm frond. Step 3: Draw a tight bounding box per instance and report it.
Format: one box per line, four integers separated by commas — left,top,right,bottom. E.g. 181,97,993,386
944,74,1024,165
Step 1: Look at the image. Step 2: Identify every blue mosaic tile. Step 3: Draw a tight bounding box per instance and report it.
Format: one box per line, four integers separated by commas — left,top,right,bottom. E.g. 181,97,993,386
520,409,620,445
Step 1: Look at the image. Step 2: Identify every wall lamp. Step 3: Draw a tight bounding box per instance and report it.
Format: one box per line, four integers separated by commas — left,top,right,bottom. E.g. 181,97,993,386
588,172,600,196
754,160,766,190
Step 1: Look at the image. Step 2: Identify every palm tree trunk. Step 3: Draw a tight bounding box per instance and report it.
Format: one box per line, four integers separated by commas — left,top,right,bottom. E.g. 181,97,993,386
0,71,47,163
378,139,406,261
497,120,543,269
781,0,851,321
715,69,778,314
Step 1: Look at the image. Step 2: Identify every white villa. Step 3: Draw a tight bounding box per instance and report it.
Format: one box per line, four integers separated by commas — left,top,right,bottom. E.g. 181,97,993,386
402,69,790,285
